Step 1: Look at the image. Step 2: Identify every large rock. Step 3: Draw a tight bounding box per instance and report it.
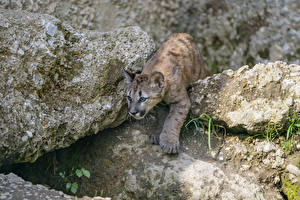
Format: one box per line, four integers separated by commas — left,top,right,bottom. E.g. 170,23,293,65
190,61,300,133
0,173,73,200
0,9,155,166
1,0,300,70
0,173,111,200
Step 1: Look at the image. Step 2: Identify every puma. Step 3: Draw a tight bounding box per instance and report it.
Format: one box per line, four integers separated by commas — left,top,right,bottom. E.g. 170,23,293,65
122,33,211,154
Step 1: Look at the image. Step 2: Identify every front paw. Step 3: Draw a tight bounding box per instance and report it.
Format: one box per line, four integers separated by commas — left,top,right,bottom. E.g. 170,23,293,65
159,132,180,154
149,133,160,145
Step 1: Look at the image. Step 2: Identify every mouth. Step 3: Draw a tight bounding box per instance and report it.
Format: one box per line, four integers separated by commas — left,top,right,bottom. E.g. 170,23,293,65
129,112,145,120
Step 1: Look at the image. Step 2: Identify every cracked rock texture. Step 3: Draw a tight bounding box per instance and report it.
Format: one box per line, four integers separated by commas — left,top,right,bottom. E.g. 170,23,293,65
1,0,300,70
0,8,155,166
190,61,300,133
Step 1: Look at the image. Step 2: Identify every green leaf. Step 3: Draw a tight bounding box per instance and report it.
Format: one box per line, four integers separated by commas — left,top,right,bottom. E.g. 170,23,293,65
75,169,83,178
82,168,90,178
70,182,78,194
66,183,71,190
59,172,65,179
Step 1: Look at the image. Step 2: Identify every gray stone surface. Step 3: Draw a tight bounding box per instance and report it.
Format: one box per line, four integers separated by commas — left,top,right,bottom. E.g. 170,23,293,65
0,173,111,200
0,173,72,200
190,61,300,134
1,0,300,70
0,8,155,166
118,151,265,200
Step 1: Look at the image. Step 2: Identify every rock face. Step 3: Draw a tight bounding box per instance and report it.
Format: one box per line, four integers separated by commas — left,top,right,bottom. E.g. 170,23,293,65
1,0,300,70
190,61,300,133
0,9,155,166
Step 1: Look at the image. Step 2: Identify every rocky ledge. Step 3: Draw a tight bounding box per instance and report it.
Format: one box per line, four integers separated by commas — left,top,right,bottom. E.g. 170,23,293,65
0,173,111,200
0,173,72,200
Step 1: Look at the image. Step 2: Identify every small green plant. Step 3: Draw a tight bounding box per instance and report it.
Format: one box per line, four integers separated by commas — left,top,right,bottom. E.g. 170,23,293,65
264,122,280,141
280,113,300,151
251,113,300,151
281,139,296,151
283,179,300,200
59,168,90,194
286,112,300,140
185,113,225,153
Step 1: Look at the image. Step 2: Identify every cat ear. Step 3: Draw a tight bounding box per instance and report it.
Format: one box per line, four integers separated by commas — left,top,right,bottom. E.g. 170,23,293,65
122,69,135,84
149,71,164,91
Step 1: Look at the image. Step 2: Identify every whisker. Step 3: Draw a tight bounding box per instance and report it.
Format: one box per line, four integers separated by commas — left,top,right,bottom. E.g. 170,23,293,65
143,115,149,125
127,113,132,122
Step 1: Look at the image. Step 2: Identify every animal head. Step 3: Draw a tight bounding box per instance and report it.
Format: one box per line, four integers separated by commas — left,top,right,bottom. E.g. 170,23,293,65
122,69,165,119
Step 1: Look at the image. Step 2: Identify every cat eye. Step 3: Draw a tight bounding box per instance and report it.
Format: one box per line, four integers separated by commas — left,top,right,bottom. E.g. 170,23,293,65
139,97,148,102
127,96,132,102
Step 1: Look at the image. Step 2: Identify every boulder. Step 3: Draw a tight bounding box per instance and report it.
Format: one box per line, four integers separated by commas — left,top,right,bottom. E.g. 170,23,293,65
0,8,155,166
1,0,300,70
0,173,73,200
0,173,111,200
190,61,300,133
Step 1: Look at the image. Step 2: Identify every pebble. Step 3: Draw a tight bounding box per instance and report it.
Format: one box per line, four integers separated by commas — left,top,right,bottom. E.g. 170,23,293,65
286,164,300,176
21,135,28,142
274,176,280,184
275,149,284,158
262,159,270,165
240,164,250,171
26,130,33,138
0,195,7,200
263,142,276,153
45,22,57,37
18,48,24,55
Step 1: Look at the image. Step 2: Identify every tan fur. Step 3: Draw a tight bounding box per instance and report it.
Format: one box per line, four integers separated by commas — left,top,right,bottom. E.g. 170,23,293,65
122,33,211,153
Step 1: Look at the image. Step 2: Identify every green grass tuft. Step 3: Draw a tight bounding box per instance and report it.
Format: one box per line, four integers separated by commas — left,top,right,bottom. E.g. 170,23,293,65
264,122,280,141
286,112,300,140
185,113,225,154
251,112,300,151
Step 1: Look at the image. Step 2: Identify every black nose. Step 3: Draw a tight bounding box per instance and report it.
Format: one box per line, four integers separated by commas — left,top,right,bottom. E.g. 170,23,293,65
129,111,138,115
